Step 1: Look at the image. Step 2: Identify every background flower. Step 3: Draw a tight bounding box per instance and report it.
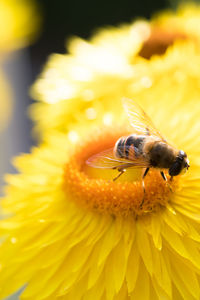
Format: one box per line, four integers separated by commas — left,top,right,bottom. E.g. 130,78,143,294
31,38,200,145
30,3,200,141
30,20,150,138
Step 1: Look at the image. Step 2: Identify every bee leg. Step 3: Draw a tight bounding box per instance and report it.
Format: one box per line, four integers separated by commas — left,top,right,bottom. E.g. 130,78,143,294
140,168,150,208
161,171,173,192
140,179,145,209
113,169,125,181
160,171,167,181
143,167,150,178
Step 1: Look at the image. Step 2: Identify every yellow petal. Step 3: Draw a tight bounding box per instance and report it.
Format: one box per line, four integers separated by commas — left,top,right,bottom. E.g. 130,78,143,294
136,222,153,275
125,243,140,294
130,262,150,300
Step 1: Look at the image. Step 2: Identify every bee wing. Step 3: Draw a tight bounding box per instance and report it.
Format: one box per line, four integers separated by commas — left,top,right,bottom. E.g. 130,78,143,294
122,98,166,141
86,147,150,169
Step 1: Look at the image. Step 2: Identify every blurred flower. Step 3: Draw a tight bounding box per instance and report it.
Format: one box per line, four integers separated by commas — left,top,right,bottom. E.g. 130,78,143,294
0,0,40,54
0,85,200,299
30,20,151,137
30,3,200,140
31,40,200,141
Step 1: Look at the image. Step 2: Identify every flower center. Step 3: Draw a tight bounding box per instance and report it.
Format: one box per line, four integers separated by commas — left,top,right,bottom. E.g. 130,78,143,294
139,28,187,59
63,127,178,217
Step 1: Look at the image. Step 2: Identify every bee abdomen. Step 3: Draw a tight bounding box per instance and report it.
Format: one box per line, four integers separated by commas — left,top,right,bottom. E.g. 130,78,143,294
125,135,145,158
114,137,126,158
115,135,145,159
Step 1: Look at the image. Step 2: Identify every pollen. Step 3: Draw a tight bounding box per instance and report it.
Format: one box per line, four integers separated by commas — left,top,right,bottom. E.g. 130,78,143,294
63,127,178,217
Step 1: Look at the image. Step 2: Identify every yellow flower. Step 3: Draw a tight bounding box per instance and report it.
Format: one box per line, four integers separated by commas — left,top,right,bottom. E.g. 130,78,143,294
0,0,40,53
30,19,151,137
31,41,200,143
0,87,200,299
30,8,200,140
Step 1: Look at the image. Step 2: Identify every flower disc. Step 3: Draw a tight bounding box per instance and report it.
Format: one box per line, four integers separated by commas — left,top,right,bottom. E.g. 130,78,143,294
63,126,177,217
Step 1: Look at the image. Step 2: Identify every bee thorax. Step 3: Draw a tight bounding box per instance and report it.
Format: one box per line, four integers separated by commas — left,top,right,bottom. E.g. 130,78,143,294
149,142,176,168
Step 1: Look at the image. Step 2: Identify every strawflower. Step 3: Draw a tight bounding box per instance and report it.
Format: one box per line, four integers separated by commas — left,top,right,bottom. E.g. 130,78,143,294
30,19,151,138
0,89,200,299
30,5,200,140
31,40,200,142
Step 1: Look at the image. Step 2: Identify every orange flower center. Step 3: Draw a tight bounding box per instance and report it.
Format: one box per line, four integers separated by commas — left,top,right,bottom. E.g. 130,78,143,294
63,127,178,217
139,27,188,59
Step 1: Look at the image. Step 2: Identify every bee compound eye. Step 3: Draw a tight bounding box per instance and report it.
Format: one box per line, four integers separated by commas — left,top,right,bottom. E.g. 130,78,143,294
169,161,182,176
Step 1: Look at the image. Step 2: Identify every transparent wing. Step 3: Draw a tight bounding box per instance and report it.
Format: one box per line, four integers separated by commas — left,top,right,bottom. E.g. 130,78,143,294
122,97,166,141
86,147,150,170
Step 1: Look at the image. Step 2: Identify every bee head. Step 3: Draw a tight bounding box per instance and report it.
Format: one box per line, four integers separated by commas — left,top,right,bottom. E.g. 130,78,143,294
169,150,190,176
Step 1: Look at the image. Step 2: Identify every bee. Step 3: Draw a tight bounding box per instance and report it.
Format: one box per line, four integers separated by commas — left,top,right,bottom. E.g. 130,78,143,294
86,98,190,203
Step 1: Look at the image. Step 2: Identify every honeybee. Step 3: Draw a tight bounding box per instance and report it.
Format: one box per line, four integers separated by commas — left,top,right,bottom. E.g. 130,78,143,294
86,98,189,201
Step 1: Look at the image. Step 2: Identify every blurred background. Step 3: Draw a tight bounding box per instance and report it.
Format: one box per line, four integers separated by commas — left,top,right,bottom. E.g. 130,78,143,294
0,0,185,190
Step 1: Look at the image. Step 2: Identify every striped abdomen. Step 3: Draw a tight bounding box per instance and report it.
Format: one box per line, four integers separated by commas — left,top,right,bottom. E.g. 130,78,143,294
114,135,146,160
